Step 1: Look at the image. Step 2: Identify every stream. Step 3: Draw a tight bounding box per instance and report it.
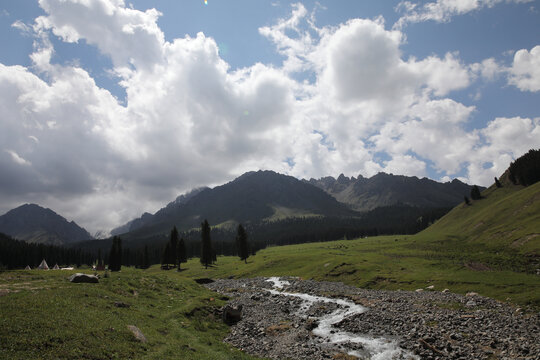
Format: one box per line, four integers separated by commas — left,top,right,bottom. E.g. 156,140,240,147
266,277,418,359
207,277,539,359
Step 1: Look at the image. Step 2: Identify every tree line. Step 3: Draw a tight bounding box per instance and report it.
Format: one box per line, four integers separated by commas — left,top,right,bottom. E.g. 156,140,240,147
509,149,540,186
0,233,94,270
2,204,450,270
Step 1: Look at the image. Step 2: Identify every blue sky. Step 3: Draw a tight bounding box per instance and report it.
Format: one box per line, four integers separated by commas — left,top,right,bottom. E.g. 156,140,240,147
0,0,538,233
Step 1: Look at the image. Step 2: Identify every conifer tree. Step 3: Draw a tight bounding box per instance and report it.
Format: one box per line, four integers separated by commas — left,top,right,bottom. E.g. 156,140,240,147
200,220,212,269
170,226,179,268
177,237,186,270
236,224,249,264
470,185,482,200
142,245,150,269
161,242,171,269
494,177,502,188
464,196,470,205
108,236,122,271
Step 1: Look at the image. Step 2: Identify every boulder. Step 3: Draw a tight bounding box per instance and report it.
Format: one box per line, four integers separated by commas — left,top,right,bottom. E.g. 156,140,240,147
194,278,214,285
222,304,243,325
127,325,147,343
69,273,99,283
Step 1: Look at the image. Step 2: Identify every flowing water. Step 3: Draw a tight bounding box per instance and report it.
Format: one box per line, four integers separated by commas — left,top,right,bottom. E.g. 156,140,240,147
266,277,419,360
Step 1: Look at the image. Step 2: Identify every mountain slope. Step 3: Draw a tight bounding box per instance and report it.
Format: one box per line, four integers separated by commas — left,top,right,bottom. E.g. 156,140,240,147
122,170,358,240
0,204,93,245
417,179,540,260
307,173,479,211
111,187,210,235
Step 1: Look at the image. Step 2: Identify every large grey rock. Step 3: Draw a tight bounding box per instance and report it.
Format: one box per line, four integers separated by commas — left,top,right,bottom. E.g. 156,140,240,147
222,304,243,325
127,325,147,343
69,273,99,283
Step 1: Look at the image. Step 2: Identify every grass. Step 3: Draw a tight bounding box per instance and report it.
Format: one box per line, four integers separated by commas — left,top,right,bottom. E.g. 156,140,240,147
264,205,321,221
0,268,261,360
180,234,539,308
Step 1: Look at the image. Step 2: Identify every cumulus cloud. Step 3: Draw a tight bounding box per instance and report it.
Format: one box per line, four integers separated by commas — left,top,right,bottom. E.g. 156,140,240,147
467,117,540,184
394,0,533,28
508,45,540,92
0,1,537,233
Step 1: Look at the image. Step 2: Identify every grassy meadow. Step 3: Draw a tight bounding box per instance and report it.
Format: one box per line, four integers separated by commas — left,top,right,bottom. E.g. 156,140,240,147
0,268,260,360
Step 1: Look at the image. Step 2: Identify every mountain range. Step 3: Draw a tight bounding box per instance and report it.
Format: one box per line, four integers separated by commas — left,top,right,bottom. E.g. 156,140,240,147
113,170,478,242
0,204,93,246
117,170,357,241
306,173,478,211
1,171,480,246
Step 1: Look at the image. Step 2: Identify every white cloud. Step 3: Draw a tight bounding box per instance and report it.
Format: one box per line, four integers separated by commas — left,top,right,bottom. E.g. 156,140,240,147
11,20,32,35
508,45,540,92
0,1,537,233
395,0,533,28
466,117,540,184
470,57,501,81
36,0,165,70
5,150,31,166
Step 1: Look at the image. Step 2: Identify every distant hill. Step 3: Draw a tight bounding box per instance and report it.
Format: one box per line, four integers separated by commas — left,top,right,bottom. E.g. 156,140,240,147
111,187,209,235
306,173,480,211
120,170,357,240
0,204,93,246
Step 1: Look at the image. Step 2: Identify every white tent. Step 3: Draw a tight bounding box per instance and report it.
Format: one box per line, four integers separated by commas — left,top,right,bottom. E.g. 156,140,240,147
38,259,49,270
25,265,31,270
52,264,59,270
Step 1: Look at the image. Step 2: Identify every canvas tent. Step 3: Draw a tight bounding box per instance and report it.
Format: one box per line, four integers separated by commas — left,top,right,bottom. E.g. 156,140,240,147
25,265,31,270
52,264,59,270
38,259,49,270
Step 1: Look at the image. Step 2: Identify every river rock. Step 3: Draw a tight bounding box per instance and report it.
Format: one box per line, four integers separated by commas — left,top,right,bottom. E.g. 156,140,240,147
127,325,147,343
68,273,99,283
222,304,243,325
205,277,540,360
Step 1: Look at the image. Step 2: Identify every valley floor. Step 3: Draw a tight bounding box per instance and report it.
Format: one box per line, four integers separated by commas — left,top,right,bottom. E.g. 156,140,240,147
1,235,539,359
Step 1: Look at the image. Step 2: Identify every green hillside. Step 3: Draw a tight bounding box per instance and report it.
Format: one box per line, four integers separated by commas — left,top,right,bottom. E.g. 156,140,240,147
416,180,540,270
0,268,259,360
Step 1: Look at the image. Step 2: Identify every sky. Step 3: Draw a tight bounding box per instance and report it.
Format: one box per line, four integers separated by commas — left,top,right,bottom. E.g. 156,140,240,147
0,0,539,235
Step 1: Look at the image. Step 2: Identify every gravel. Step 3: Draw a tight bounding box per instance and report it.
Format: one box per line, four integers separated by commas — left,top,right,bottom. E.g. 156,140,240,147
206,277,540,360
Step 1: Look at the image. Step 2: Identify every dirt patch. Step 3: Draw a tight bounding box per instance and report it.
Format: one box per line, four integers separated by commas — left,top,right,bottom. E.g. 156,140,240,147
473,221,485,229
266,322,291,336
511,234,539,248
327,263,356,277
464,262,492,271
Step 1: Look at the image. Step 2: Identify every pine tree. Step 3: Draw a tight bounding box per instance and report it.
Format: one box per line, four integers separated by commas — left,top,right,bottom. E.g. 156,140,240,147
108,236,122,271
200,220,212,269
177,237,186,270
143,245,150,269
170,226,179,268
161,242,171,269
464,196,470,205
470,185,482,200
494,177,502,188
236,224,249,264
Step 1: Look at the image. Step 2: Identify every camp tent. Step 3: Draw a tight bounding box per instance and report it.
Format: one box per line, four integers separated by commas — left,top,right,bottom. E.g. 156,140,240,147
38,259,49,270
52,264,60,270
25,265,31,270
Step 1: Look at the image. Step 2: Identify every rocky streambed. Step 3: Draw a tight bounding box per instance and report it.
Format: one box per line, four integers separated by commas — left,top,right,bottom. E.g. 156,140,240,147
206,277,539,360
